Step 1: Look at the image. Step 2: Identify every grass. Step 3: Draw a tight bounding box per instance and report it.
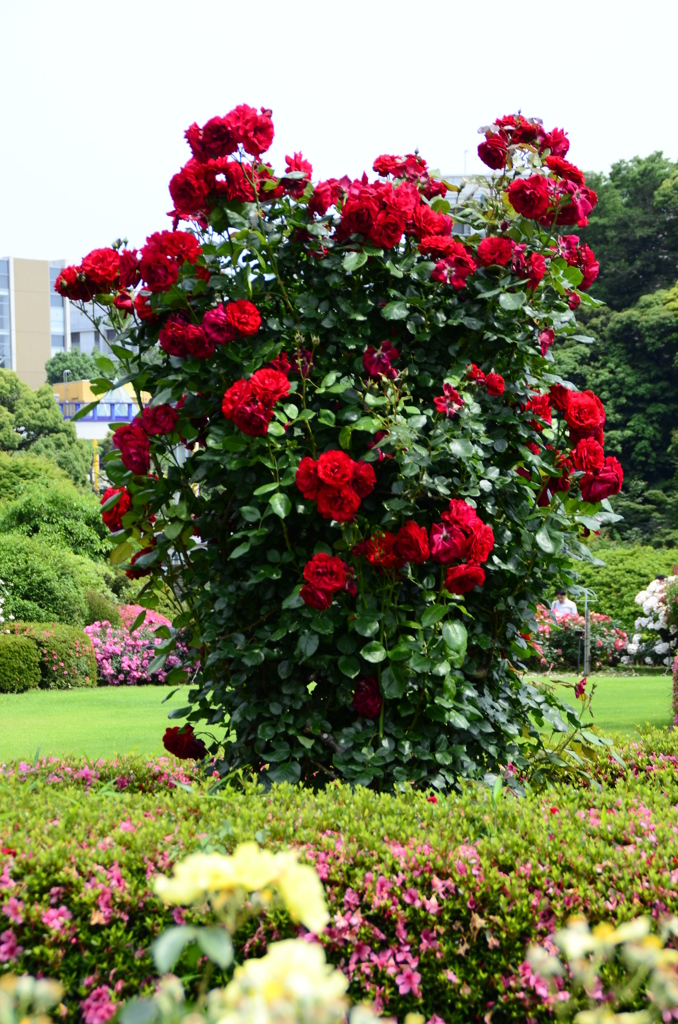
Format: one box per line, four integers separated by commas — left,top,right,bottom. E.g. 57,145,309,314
0,673,673,762
530,672,673,735
0,685,191,761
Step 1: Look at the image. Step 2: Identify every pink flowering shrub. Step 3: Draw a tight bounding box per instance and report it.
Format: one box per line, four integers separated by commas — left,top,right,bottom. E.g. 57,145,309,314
532,604,627,671
118,605,171,630
84,617,191,685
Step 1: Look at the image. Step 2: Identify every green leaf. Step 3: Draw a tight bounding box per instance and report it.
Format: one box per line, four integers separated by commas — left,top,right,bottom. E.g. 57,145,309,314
268,761,302,784
151,926,198,972
535,526,556,553
269,493,292,518
164,520,184,541
267,421,286,437
353,416,381,433
240,506,260,523
442,621,467,666
317,409,336,426
421,604,447,628
110,541,133,565
361,640,387,663
563,266,584,287
196,928,233,969
499,291,526,311
381,665,407,699
72,400,99,422
230,542,251,559
388,643,412,662
298,631,319,658
449,439,474,459
338,656,361,678
381,300,409,320
338,426,352,451
411,261,436,282
128,609,147,635
254,483,280,496
354,616,380,638
343,251,369,272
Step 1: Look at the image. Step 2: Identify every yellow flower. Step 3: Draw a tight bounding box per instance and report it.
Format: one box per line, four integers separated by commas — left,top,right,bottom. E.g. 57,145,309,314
277,861,330,934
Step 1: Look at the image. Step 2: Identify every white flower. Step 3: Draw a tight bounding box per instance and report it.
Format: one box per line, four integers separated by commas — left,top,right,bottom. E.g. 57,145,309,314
664,656,674,666
632,634,642,644
654,642,670,655
636,590,649,605
645,657,654,664
626,644,640,655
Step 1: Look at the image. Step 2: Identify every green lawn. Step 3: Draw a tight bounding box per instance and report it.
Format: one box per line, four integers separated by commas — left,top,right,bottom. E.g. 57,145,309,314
0,674,673,762
0,686,192,761
530,672,673,735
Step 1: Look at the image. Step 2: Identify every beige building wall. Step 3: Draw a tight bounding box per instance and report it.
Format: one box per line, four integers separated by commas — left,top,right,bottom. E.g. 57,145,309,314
13,259,50,389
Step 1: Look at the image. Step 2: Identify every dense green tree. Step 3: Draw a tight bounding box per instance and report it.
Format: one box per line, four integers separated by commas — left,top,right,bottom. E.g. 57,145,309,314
0,369,92,488
0,481,111,560
44,349,101,385
580,153,678,309
0,451,72,502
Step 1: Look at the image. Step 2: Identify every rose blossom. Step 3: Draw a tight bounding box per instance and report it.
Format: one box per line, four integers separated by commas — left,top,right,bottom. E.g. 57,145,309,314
296,457,320,499
81,248,121,289
162,725,207,760
445,563,486,594
393,522,430,564
352,677,382,719
564,390,605,441
580,457,623,502
100,487,132,532
477,236,514,266
478,134,508,170
434,383,464,417
202,304,236,344
302,553,348,594
113,422,150,475
224,300,261,336
351,461,376,498
572,437,605,473
507,175,550,219
363,341,399,380
316,450,354,488
485,372,505,396
140,404,179,436
316,485,361,522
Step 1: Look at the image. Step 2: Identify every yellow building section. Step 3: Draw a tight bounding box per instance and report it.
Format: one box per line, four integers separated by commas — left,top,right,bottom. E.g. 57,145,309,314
52,380,151,405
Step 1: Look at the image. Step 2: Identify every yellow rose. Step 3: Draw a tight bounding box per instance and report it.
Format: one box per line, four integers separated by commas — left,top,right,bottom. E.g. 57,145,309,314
277,861,330,934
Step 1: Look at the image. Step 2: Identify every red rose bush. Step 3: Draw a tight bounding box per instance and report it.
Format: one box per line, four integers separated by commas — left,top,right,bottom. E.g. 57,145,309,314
65,106,619,789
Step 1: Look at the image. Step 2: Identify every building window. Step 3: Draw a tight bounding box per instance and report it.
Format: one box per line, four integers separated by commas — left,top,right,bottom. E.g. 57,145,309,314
0,259,10,370
71,332,80,351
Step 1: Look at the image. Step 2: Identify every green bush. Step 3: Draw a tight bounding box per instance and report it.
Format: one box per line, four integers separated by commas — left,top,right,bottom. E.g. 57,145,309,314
2,743,678,1022
7,622,97,688
0,633,41,693
0,451,73,503
44,350,101,386
0,483,111,560
574,543,678,628
84,589,121,627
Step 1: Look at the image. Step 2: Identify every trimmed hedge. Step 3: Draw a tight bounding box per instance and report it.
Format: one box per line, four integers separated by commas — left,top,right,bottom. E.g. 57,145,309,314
6,622,97,688
575,543,678,628
2,738,678,1022
0,633,40,693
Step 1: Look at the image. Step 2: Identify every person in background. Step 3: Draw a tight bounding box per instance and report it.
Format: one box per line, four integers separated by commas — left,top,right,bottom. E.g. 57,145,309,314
550,588,578,618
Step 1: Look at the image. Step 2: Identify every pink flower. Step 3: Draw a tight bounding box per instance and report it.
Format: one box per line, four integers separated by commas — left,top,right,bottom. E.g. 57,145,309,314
434,382,464,418
80,986,118,1024
396,967,422,997
41,905,73,931
2,897,23,924
0,929,23,962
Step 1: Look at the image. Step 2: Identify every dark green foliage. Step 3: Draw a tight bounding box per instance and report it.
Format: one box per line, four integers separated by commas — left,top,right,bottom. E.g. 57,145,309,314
7,622,97,688
0,482,111,560
574,543,678,628
1,748,678,1022
0,452,73,502
44,350,100,385
84,589,121,626
581,153,678,310
0,633,41,692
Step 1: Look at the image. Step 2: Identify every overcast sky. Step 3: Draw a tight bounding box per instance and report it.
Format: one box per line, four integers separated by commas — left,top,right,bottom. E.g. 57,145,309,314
2,0,676,263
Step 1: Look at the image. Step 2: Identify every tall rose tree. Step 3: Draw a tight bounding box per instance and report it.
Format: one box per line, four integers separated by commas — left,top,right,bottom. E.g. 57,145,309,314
58,107,621,788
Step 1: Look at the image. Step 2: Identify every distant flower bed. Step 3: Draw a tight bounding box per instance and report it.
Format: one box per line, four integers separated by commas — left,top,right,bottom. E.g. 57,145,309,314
84,606,191,685
0,753,199,791
533,604,628,671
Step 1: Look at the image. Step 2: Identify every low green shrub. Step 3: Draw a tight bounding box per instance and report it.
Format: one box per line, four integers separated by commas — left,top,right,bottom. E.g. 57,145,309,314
0,452,73,503
3,741,678,1022
0,633,41,693
84,589,121,627
7,622,97,688
574,543,678,628
0,483,111,561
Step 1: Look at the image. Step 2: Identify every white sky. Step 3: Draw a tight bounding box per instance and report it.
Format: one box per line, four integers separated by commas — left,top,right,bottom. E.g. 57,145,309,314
2,0,676,262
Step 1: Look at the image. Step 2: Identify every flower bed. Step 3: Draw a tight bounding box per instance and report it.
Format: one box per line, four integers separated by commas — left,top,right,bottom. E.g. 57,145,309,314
533,603,628,671
84,609,191,685
3,747,678,1022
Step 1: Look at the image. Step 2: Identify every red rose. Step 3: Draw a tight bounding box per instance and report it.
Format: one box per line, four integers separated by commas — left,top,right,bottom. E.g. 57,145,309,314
139,255,178,294
169,163,210,219
445,563,486,594
434,383,464,417
467,364,486,382
100,486,132,532
550,383,570,411
564,390,605,440
119,250,140,288
54,265,96,302
296,457,320,499
539,329,555,356
231,398,273,437
430,521,467,564
145,230,202,264
201,116,238,159
183,325,214,360
134,292,157,322
126,543,156,579
477,236,514,267
446,499,482,532
572,437,605,473
568,291,581,310
363,341,400,380
352,677,382,719
526,394,552,431
162,725,207,760
249,368,290,405
393,522,430,564
113,422,151,475
540,128,570,158
466,522,495,563
141,404,179,436
581,456,623,503
545,156,585,187
228,104,274,158
512,245,546,288
351,461,376,498
412,204,453,240
303,552,348,593
430,245,477,289
485,373,505,397
353,531,401,572
495,114,543,145
507,175,551,219
316,485,361,522
300,584,332,610
558,236,600,291
202,304,236,345
370,207,406,249
478,133,508,170
81,248,121,289
417,235,461,257
225,300,261,336
158,316,192,357
317,450,354,488
309,179,340,217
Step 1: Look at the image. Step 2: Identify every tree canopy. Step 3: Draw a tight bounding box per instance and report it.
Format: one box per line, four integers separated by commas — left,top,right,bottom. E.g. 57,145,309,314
44,349,101,385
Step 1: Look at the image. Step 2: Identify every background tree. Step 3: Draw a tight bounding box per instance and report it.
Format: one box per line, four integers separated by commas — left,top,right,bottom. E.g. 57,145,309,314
45,349,101,385
580,153,678,309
